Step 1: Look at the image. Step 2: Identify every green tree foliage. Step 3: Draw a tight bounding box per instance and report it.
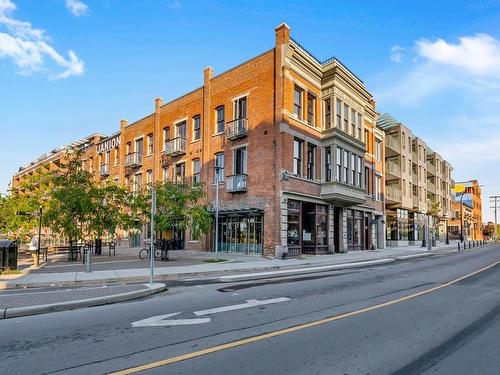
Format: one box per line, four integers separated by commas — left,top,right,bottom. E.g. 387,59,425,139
153,182,211,239
43,149,94,243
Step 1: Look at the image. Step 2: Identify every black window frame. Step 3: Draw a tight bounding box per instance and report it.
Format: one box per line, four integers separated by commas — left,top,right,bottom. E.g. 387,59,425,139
294,86,303,120
293,138,303,177
193,115,201,141
216,106,225,134
306,143,315,180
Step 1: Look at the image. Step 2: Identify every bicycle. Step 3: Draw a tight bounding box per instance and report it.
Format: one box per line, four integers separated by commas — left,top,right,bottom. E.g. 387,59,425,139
138,243,161,260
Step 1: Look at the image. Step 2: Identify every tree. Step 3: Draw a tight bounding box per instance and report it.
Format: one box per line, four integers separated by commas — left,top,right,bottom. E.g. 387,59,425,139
3,167,54,241
154,182,211,240
87,181,130,241
43,149,94,244
427,198,441,239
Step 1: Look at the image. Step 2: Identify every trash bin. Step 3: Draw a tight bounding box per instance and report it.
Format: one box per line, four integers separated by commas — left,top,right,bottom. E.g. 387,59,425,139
0,240,18,271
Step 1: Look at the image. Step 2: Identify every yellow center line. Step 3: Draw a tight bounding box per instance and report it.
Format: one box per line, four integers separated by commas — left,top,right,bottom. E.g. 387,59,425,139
109,259,500,375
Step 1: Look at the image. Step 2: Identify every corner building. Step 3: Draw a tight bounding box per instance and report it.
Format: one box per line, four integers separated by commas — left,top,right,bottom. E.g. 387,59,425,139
14,24,386,257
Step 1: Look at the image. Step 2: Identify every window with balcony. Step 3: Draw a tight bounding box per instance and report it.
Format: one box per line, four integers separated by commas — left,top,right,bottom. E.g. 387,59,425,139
293,139,303,177
307,93,315,126
234,147,247,175
175,162,185,184
294,86,303,119
234,96,247,121
215,152,224,183
192,159,200,184
324,99,331,129
216,106,225,134
343,104,349,132
306,144,315,180
164,127,170,144
193,115,201,141
146,170,153,186
135,137,144,155
336,147,341,182
125,175,130,188
336,99,341,128
163,167,169,181
325,147,331,182
126,142,131,155
351,109,356,136
176,121,187,140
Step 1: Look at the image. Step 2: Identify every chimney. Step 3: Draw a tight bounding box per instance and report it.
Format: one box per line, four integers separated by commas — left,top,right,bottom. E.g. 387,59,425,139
120,119,127,132
275,23,290,47
155,97,163,111
204,66,213,85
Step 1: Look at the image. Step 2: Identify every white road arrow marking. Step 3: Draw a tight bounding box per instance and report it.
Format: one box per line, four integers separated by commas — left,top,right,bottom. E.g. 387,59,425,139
131,297,291,327
194,297,291,316
131,312,211,327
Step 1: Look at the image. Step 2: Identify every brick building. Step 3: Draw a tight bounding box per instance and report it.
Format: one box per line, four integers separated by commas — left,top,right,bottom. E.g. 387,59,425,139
12,24,386,257
449,180,483,241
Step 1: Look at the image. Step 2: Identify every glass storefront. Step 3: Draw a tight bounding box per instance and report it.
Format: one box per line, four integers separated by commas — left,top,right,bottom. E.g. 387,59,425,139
287,200,329,255
347,209,363,250
216,214,263,254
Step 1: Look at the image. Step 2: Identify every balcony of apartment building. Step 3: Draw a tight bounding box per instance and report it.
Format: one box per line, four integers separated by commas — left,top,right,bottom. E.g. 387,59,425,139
99,163,110,177
163,137,187,156
226,174,248,193
385,157,401,180
124,152,143,168
226,118,248,141
427,158,436,176
427,178,436,194
385,133,401,157
386,182,402,203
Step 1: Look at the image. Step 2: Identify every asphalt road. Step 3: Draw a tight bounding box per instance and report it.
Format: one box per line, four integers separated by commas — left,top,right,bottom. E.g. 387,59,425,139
1,245,499,375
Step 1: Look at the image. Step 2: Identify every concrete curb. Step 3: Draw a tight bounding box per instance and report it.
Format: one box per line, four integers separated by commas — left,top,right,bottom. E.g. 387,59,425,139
1,244,492,290
1,283,166,319
218,258,396,282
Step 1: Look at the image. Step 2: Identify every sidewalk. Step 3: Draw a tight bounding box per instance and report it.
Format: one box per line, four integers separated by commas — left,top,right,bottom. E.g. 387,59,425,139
0,283,166,319
1,241,474,289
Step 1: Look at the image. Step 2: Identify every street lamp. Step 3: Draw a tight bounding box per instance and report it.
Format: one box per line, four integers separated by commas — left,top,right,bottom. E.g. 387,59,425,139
444,213,449,245
214,166,222,261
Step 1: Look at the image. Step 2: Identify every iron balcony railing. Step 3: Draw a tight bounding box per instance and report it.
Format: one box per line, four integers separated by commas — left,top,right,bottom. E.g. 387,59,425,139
124,152,143,167
226,118,248,140
226,174,247,193
164,137,187,156
99,164,110,177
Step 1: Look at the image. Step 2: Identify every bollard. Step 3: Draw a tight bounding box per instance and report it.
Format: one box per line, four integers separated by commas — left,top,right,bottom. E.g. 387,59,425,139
469,241,471,249
458,242,461,251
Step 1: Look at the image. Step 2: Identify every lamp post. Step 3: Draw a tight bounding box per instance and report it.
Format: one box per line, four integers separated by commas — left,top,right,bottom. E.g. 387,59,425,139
445,213,449,245
149,188,156,287
214,166,221,261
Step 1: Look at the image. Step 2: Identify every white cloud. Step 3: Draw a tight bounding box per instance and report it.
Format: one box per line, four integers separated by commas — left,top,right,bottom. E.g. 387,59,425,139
65,0,89,17
416,34,500,78
0,0,84,78
168,1,181,9
390,44,405,63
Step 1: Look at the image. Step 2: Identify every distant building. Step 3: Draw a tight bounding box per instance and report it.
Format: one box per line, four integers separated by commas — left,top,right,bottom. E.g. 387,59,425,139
377,113,453,246
449,180,483,240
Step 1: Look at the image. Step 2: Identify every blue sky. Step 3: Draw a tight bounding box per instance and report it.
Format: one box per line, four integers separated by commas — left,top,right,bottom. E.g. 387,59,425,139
1,0,499,221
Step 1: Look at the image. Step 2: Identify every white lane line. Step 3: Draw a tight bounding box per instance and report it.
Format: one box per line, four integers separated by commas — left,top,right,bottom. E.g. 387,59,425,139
194,297,291,316
132,312,210,327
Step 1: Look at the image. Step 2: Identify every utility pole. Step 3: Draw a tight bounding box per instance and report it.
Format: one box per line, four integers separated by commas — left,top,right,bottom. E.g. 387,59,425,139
490,195,500,241
150,188,156,287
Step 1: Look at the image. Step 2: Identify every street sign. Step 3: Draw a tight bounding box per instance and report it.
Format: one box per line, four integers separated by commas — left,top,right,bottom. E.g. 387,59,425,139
16,211,39,216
